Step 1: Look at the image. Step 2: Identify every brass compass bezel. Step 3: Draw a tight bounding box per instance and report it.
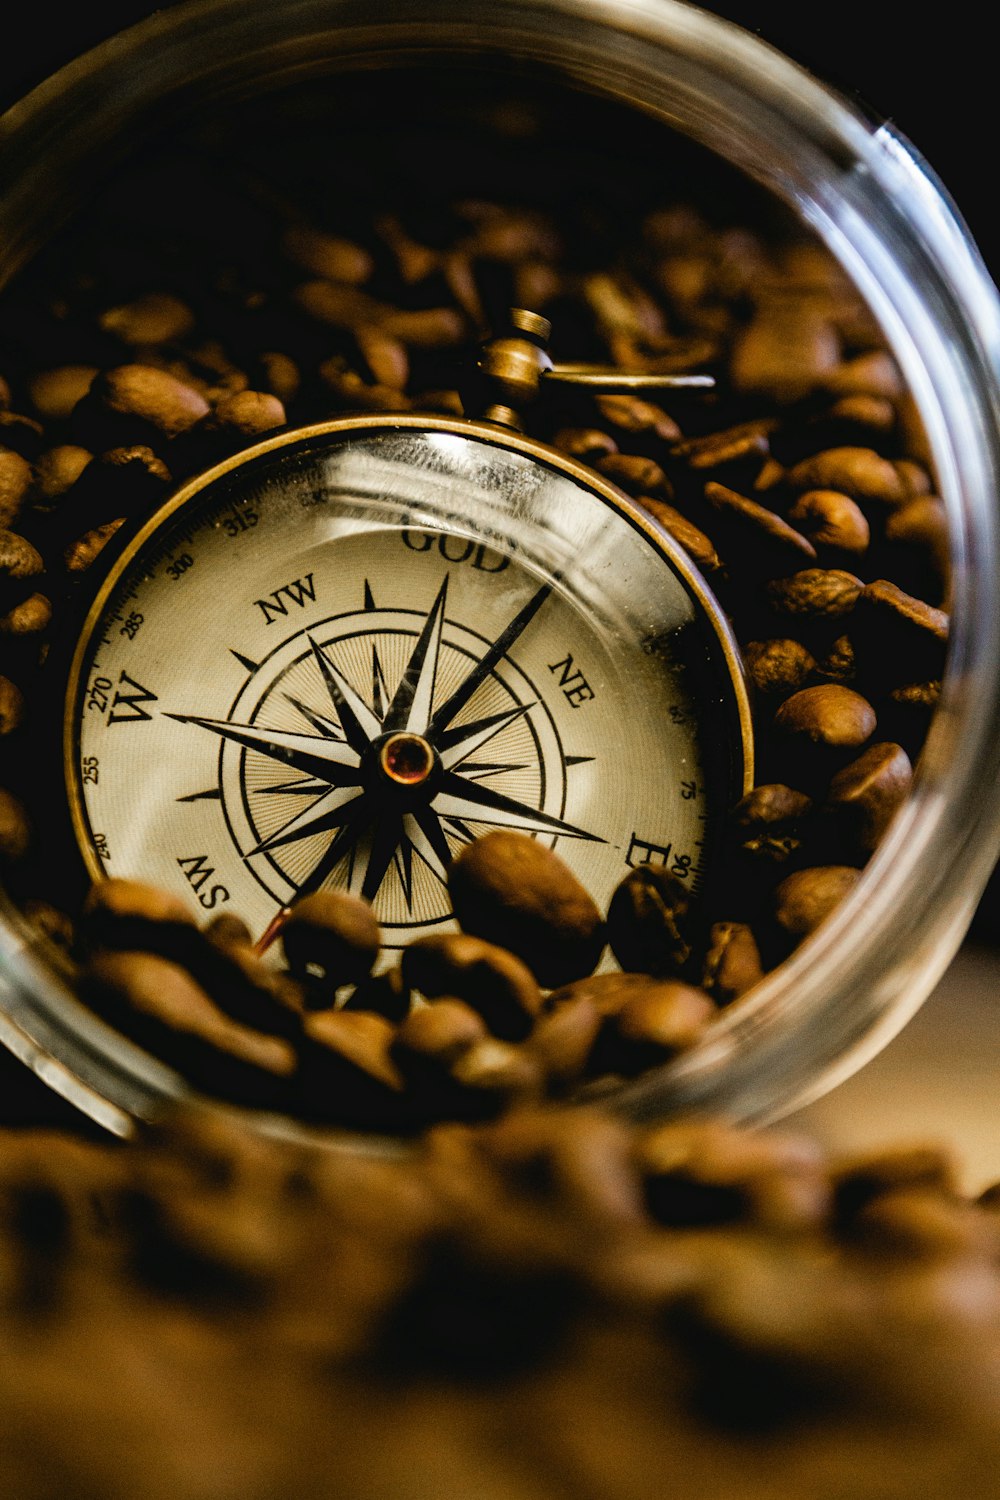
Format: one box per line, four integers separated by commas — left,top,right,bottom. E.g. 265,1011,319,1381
63,412,755,896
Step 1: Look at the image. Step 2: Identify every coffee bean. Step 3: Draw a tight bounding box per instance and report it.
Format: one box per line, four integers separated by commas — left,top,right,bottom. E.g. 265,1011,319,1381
595,394,680,443
0,786,29,862
31,443,93,505
606,863,692,978
773,683,876,760
0,449,32,528
80,876,196,958
732,784,814,864
773,866,861,943
449,1040,543,1118
670,420,774,472
730,301,841,402
596,980,715,1077
767,568,863,620
787,446,907,507
281,225,374,284
596,451,671,498
786,489,870,560
830,1143,956,1227
296,1010,405,1127
0,674,24,735
743,638,817,698
82,949,296,1106
76,364,211,445
704,480,817,573
825,742,912,853
526,996,603,1091
342,966,411,1024
852,578,949,682
281,890,381,991
638,497,721,574
448,831,605,989
401,933,541,1042
702,921,765,1004
552,427,619,462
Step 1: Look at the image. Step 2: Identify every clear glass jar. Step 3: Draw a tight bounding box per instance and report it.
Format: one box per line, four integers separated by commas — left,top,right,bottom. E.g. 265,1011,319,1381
1,0,999,1140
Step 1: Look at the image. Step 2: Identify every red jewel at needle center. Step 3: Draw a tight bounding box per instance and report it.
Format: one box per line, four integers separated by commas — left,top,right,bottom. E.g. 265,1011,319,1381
379,732,436,786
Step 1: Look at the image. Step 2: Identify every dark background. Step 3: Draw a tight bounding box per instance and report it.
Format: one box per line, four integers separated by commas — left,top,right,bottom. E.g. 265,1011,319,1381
0,2,995,1125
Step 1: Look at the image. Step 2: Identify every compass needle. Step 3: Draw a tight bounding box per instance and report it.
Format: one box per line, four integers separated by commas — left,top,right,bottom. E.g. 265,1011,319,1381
428,581,553,736
166,713,363,783
438,701,534,768
434,771,603,843
249,785,368,855
307,634,382,750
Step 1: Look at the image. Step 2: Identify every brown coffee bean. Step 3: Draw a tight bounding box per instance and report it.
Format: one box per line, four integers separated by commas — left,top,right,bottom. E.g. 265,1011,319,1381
93,445,172,512
825,742,912,853
635,1118,827,1229
281,225,374,284
596,452,671,498
638,497,721,574
297,1010,405,1126
767,568,863,619
80,876,196,957
893,459,933,498
704,480,816,570
814,632,856,684
79,364,211,441
342,965,411,1024
0,529,43,594
99,293,196,347
552,427,619,462
670,420,774,471
63,518,124,573
787,489,870,559
319,358,411,413
401,933,541,1042
26,365,97,422
208,389,286,438
392,998,488,1069
2,587,49,640
730,301,841,401
0,410,43,458
773,865,861,942
702,921,765,1004
852,578,949,680
0,448,31,528
743,638,817,698
187,932,305,1040
83,949,296,1105
526,996,603,1090
280,890,381,990
773,684,876,752
595,394,680,443
354,326,409,391
30,444,93,508
606,864,692,977
448,831,605,988
0,787,30,862
449,1040,544,1117
465,204,560,263
379,305,466,348
884,496,949,581
820,393,897,439
787,446,907,507
823,350,902,400
848,1189,982,1263
0,674,25,735
597,981,714,1077
732,783,814,864
831,1144,956,1227
202,911,254,950
255,351,300,405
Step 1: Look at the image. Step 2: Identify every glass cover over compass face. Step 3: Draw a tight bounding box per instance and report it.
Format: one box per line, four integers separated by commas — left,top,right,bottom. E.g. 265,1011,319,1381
66,419,751,950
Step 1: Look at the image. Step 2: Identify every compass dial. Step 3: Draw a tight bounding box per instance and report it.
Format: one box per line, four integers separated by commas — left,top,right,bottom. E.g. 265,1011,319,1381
66,418,752,949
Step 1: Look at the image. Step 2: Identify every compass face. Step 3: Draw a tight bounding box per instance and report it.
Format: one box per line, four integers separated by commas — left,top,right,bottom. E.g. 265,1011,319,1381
66,419,752,950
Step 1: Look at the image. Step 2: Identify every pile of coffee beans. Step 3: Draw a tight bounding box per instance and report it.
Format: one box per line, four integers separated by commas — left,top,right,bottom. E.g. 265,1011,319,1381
2,1097,1000,1498
0,77,948,1117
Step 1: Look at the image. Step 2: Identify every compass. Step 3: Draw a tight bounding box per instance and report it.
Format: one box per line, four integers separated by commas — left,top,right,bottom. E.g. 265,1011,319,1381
64,313,753,954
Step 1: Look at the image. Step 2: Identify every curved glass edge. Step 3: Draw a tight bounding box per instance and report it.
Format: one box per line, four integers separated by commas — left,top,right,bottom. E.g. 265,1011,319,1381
0,0,998,1130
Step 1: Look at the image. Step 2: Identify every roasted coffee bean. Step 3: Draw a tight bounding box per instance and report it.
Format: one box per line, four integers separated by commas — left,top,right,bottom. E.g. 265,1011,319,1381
786,446,907,507
703,480,816,572
74,364,211,445
595,394,680,444
0,530,43,601
773,865,861,944
296,1010,405,1128
401,933,541,1042
772,684,876,767
552,426,619,462
82,950,296,1106
448,1040,544,1118
79,876,197,958
831,1144,957,1229
848,1189,982,1263
825,742,912,853
281,890,381,991
823,350,902,401
596,451,671,498
732,784,814,864
595,980,715,1077
0,786,29,863
0,674,24,735
390,1000,489,1119
342,966,411,1023
852,578,949,682
0,449,31,529
526,996,603,1091
281,225,374,284
766,568,863,620
449,831,605,989
639,496,722,573
606,863,693,978
742,638,817,698
729,301,841,402
31,443,93,505
63,518,124,573
99,292,196,346
670,420,774,472
786,489,870,560
702,921,765,1004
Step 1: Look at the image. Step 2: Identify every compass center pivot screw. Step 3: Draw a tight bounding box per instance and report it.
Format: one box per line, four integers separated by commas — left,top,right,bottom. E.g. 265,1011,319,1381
378,732,437,788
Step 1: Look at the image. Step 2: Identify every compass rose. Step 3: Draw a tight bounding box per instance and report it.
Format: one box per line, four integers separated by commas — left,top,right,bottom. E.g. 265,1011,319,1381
170,575,601,927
